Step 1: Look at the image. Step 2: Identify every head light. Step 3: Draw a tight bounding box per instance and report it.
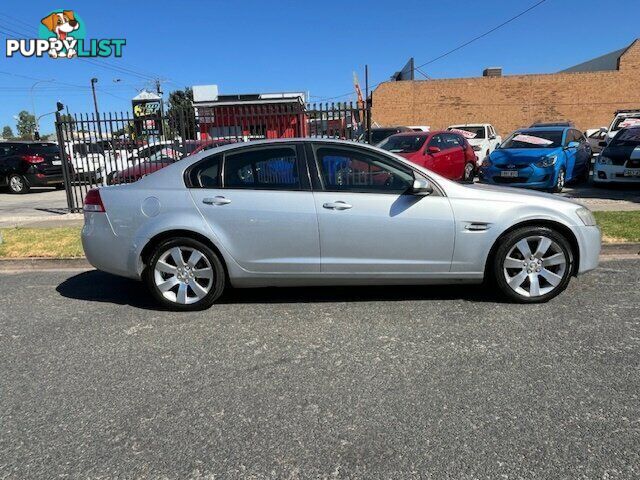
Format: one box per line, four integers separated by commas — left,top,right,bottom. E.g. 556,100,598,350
597,155,612,165
472,145,482,151
576,207,596,226
535,155,557,168
481,157,492,168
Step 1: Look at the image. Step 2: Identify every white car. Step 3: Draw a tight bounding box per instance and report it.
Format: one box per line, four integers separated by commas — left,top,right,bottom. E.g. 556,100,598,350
593,125,640,184
447,124,501,166
605,109,640,143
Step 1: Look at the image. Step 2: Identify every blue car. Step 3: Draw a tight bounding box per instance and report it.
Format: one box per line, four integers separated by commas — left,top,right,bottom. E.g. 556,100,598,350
479,127,591,192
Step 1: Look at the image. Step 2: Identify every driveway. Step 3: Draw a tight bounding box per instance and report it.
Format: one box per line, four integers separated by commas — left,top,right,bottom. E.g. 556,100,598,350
0,188,81,227
1,259,638,478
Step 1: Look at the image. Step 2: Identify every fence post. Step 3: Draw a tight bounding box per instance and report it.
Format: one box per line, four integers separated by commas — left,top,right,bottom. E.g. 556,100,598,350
54,111,76,212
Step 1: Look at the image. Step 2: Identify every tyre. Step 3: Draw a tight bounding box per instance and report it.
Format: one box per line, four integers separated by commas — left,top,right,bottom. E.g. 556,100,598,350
492,226,574,303
8,174,29,194
143,237,226,311
462,162,475,183
551,168,566,193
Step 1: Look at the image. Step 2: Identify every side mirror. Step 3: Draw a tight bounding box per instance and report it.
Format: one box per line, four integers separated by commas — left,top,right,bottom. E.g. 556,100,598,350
427,146,441,154
566,141,580,149
410,177,433,196
489,134,496,140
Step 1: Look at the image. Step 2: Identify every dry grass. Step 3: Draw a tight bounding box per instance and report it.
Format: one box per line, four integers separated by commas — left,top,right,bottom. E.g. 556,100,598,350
0,227,83,258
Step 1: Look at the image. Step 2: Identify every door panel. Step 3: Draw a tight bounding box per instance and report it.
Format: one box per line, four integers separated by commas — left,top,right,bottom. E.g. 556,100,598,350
311,144,455,273
313,192,455,273
188,145,320,273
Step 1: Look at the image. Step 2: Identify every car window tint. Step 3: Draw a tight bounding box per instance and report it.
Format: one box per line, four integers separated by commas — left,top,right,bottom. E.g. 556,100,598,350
316,146,413,194
443,133,462,148
224,147,299,189
428,134,445,149
188,154,221,188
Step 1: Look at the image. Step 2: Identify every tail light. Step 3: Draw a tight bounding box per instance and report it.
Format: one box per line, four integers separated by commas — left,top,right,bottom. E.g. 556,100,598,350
83,188,105,212
21,155,45,164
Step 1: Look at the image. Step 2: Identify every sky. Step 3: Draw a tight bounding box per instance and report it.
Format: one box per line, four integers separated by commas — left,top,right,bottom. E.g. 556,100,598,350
0,0,639,135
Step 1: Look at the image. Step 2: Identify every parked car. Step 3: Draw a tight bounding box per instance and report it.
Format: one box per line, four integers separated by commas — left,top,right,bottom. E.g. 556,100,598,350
585,127,608,154
447,124,502,166
378,131,477,182
479,127,591,192
0,141,65,193
81,138,600,310
109,148,181,185
367,126,412,145
605,109,640,143
593,126,640,184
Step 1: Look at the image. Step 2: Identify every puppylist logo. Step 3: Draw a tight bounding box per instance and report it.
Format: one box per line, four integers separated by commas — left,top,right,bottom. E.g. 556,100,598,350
5,10,125,59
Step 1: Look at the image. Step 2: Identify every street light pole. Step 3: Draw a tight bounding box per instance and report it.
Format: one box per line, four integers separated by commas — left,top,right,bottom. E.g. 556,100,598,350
90,77,102,137
30,79,54,139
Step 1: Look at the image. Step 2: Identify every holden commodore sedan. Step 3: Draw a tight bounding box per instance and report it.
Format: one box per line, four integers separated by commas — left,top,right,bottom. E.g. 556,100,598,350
82,138,600,310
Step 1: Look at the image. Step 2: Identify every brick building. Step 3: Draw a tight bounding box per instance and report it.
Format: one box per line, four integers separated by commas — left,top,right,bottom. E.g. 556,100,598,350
372,39,640,136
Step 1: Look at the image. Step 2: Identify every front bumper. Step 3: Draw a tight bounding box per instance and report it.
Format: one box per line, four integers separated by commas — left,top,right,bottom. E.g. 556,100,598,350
574,225,601,275
479,165,555,189
593,164,640,183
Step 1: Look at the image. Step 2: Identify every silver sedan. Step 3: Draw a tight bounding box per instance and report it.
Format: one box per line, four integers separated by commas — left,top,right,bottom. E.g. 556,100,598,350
81,138,601,310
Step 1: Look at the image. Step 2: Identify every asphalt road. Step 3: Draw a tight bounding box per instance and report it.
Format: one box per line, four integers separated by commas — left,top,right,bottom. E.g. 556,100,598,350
1,260,639,479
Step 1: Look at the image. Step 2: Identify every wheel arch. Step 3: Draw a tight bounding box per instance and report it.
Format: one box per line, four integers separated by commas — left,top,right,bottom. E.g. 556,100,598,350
484,219,580,279
139,229,229,281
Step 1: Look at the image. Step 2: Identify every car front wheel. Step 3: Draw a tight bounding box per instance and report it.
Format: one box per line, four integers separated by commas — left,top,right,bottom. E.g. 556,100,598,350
551,168,566,193
493,226,574,303
144,237,226,310
463,163,475,182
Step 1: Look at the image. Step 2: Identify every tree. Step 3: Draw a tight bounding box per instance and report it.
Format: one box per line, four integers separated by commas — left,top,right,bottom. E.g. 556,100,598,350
16,110,36,140
59,113,75,131
2,125,13,139
167,88,197,139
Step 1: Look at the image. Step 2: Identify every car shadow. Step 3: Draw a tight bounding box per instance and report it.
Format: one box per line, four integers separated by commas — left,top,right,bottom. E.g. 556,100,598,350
57,270,504,309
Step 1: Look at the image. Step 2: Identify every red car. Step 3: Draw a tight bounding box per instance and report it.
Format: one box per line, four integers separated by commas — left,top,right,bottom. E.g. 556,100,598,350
378,131,477,182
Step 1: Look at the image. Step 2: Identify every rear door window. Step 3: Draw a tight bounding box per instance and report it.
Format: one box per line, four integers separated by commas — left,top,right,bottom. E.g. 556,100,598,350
223,146,300,190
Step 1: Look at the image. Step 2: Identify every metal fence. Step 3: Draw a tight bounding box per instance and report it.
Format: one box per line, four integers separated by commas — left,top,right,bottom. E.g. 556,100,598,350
54,101,371,211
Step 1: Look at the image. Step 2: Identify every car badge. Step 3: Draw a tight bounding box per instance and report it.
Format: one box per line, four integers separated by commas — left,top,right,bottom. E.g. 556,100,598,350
507,164,516,169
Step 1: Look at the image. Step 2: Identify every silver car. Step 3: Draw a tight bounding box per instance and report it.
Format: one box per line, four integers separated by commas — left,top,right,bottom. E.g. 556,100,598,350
82,138,601,310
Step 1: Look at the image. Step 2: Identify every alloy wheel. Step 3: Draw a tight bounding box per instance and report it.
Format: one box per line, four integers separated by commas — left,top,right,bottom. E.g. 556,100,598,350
503,235,567,298
153,246,214,304
9,175,24,193
464,163,474,181
556,169,565,191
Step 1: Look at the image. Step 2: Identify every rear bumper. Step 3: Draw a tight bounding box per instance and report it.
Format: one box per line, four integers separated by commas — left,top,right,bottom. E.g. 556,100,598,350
25,173,63,186
82,212,141,279
575,225,601,275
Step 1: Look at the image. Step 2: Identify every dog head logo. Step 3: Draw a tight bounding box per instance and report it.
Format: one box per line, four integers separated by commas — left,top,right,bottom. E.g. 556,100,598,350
40,10,82,58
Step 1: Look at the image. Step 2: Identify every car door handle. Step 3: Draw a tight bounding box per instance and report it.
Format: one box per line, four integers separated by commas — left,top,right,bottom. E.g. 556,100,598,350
323,201,352,210
203,196,231,206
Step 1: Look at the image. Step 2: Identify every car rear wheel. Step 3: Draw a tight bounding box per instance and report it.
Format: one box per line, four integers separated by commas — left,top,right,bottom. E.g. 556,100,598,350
8,174,29,194
463,163,475,182
493,226,574,303
144,237,226,311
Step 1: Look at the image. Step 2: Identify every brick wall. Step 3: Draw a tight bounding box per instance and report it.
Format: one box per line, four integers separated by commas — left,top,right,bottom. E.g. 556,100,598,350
372,40,640,136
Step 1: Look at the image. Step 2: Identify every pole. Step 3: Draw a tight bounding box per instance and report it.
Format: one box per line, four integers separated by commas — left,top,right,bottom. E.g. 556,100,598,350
90,78,102,137
30,79,54,139
365,65,371,144
55,110,76,211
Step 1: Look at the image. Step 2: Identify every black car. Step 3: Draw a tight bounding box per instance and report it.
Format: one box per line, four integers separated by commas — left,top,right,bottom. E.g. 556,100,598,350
0,142,65,193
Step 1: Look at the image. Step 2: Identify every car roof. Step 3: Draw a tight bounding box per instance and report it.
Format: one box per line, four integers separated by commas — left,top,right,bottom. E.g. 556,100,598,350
521,126,568,132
